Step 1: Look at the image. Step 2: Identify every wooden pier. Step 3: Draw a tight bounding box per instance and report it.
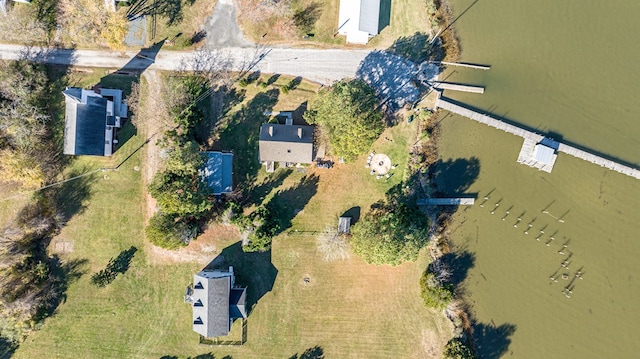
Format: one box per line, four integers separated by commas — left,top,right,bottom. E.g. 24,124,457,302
431,82,485,94
435,96,640,180
430,61,491,70
417,198,475,206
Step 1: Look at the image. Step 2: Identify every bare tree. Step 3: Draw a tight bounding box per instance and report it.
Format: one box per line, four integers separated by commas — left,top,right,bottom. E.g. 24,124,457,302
317,226,350,262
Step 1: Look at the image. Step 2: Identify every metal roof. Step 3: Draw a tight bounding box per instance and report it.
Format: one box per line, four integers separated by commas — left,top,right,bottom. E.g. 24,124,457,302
258,124,314,163
358,0,381,35
533,144,556,165
202,152,233,195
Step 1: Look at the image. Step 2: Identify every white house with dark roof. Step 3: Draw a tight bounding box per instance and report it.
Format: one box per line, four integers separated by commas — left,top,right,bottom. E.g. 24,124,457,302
337,0,381,44
259,123,314,172
190,267,247,338
62,87,128,156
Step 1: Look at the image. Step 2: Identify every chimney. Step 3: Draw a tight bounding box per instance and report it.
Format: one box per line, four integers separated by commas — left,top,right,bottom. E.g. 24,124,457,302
297,127,303,138
268,126,274,137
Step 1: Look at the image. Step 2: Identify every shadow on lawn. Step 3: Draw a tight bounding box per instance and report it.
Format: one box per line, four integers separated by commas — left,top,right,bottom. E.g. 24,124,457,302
243,168,293,206
127,0,195,26
265,174,319,234
52,166,96,224
206,241,278,313
158,354,233,359
215,89,280,187
289,345,325,359
90,246,138,287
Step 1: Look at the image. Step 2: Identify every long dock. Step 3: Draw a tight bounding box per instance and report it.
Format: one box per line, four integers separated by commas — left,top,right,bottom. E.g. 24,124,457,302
430,61,491,70
435,96,640,180
417,198,475,206
431,82,485,94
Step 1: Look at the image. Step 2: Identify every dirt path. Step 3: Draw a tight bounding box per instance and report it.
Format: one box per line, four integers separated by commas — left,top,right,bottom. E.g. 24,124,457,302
141,70,165,224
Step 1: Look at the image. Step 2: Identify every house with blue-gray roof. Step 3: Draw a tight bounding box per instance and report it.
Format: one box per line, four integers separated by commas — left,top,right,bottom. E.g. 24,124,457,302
62,87,128,156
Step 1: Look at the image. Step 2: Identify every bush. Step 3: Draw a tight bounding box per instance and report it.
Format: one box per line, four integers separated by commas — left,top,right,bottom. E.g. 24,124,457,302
351,197,429,265
239,206,281,253
443,338,475,359
145,213,197,249
420,272,454,309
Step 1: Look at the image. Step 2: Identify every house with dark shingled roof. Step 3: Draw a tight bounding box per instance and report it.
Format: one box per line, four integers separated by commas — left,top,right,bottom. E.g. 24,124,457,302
62,87,128,156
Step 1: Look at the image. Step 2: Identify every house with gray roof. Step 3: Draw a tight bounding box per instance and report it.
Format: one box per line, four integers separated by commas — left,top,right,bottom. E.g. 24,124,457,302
337,0,381,44
188,267,247,338
259,123,314,172
63,87,128,156
201,151,233,195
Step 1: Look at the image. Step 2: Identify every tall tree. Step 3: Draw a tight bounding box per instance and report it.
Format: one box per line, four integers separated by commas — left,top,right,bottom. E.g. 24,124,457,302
304,79,384,161
351,195,429,265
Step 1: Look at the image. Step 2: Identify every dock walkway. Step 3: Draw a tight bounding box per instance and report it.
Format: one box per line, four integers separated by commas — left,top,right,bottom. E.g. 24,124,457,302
417,198,475,206
435,97,640,180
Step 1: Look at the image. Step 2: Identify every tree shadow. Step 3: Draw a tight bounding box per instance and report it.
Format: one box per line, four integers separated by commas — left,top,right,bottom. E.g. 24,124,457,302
208,241,278,313
436,249,475,289
128,0,193,26
429,157,481,197
35,256,89,321
292,101,308,125
356,50,420,113
293,3,322,35
265,174,319,234
340,206,361,225
0,335,18,359
265,74,280,86
472,322,517,359
285,76,303,91
387,32,443,63
49,167,96,223
214,89,280,187
243,168,293,206
289,345,325,359
90,246,137,287
378,0,391,33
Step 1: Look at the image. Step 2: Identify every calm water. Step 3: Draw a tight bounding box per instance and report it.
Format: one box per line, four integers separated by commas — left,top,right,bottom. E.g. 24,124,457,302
437,1,640,357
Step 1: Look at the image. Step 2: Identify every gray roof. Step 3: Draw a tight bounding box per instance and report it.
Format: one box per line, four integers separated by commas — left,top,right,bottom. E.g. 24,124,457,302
192,269,247,338
533,144,555,165
338,217,351,234
359,0,381,35
63,89,108,156
259,124,314,163
202,152,233,195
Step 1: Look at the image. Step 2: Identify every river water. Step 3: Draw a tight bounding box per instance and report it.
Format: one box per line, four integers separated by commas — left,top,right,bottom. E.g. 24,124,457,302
436,1,640,357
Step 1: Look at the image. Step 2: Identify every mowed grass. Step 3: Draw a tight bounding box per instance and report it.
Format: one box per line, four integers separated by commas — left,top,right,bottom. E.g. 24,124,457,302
13,74,451,358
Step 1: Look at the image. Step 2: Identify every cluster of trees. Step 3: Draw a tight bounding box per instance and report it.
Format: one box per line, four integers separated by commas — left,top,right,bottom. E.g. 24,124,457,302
0,60,78,348
0,60,63,189
145,75,214,249
350,187,430,265
443,338,475,359
305,79,384,162
56,0,128,50
420,270,454,310
238,0,322,38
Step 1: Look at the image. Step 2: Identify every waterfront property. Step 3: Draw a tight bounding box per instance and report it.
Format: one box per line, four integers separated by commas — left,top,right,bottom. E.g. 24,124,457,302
62,87,128,156
186,267,247,338
258,123,314,172
201,151,233,195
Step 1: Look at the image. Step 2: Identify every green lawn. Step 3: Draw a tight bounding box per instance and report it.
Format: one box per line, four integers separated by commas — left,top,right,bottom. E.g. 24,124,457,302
12,72,451,358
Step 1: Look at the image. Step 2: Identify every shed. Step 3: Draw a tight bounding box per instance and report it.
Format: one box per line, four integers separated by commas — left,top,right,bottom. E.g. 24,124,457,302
201,151,233,195
338,216,351,234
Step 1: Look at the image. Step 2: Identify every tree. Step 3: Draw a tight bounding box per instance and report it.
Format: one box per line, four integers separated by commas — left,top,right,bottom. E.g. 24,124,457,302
420,272,454,309
317,226,350,262
100,12,128,51
443,338,475,359
146,212,197,249
351,198,429,265
147,142,212,218
304,79,384,161
57,0,127,50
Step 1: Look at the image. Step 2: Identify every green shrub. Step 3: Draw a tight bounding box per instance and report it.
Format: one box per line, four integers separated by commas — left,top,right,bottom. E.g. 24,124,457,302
145,213,197,250
443,338,475,359
420,272,454,309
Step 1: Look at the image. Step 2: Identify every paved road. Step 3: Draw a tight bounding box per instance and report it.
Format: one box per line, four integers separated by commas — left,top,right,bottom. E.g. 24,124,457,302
0,44,371,84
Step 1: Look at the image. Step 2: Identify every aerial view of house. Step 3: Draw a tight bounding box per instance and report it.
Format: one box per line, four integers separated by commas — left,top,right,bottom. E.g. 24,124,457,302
1,1,639,359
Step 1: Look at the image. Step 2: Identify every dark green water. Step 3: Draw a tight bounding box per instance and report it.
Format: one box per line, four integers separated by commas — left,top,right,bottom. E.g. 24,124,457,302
437,1,640,357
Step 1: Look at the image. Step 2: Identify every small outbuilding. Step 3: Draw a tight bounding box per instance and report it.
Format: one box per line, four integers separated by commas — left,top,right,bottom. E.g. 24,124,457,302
338,216,352,234
516,137,559,173
201,151,233,195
